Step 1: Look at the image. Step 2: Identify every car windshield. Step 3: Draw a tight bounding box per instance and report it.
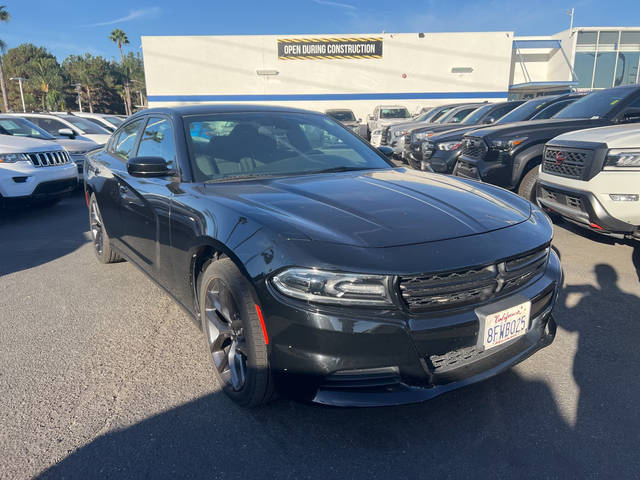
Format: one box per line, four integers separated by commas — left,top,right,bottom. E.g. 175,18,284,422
104,115,125,126
554,87,637,119
460,104,493,124
380,108,410,119
431,107,455,123
532,99,576,119
62,116,110,134
0,117,55,140
185,112,392,182
496,98,556,124
327,110,355,122
83,117,115,132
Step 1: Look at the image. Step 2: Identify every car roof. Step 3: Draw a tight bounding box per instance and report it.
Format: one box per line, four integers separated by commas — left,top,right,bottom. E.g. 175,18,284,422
132,104,322,119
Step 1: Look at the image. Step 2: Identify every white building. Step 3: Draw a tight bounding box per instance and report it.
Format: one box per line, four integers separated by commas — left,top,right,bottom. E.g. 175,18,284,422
142,27,640,120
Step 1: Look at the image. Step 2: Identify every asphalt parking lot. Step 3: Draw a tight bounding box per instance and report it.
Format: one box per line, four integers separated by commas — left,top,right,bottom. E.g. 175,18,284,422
1,190,639,479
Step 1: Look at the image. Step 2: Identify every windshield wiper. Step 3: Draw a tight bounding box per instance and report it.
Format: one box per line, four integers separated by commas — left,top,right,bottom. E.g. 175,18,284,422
205,173,281,183
309,166,380,174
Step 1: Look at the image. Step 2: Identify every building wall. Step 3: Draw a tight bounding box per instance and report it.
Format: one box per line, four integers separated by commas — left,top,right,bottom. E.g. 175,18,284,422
142,32,514,120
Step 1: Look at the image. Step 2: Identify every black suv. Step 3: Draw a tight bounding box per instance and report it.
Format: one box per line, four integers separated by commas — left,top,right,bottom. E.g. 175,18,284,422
454,85,640,201
404,101,524,168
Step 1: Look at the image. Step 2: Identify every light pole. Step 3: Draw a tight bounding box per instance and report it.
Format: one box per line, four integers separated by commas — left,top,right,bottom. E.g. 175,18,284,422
566,8,575,32
9,77,26,112
72,83,83,112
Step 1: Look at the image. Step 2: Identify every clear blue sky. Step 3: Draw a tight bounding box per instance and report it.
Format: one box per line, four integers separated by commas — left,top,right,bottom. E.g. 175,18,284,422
3,0,640,60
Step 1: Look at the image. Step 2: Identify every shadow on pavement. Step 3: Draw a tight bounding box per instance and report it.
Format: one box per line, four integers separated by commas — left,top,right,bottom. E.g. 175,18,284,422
0,191,88,276
38,259,640,479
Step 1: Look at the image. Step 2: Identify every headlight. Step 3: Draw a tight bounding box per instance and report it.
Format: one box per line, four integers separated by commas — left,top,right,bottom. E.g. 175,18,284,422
271,268,393,306
604,149,640,168
491,137,528,151
437,141,463,151
413,132,429,141
0,153,29,163
394,130,403,137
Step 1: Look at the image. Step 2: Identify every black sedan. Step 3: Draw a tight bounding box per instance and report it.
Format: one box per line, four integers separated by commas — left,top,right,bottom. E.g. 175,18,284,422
85,105,562,407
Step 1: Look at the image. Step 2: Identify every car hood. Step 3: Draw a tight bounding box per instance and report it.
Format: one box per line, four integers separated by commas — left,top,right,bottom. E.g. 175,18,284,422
551,123,640,147
50,137,98,153
414,121,477,135
377,119,411,128
0,135,63,153
429,125,483,142
388,120,433,132
465,118,605,139
206,169,532,248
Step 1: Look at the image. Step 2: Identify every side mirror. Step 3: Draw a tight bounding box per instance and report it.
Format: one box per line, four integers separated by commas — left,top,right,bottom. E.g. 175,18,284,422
619,111,640,124
378,146,394,158
58,128,75,139
127,156,172,177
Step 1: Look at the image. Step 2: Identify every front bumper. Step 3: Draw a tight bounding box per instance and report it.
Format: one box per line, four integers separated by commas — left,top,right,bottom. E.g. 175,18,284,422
537,179,639,238
422,148,460,174
0,161,78,203
259,250,562,406
456,150,514,188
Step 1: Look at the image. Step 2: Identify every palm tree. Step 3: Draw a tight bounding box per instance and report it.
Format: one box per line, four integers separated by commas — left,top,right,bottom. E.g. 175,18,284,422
0,6,11,112
109,28,132,115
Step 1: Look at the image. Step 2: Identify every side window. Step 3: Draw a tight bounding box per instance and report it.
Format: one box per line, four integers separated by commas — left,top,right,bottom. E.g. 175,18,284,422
489,104,518,121
451,108,474,122
110,119,144,161
29,117,66,135
617,96,640,123
136,117,176,168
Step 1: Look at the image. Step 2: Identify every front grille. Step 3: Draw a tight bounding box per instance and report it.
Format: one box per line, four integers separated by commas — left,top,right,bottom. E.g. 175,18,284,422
454,160,479,179
383,127,392,145
540,186,585,213
321,367,401,389
428,345,482,371
27,151,71,167
542,148,588,179
399,246,550,312
461,137,488,160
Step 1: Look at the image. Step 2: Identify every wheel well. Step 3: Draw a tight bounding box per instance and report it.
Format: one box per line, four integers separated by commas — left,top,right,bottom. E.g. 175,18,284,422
190,243,252,320
517,156,542,188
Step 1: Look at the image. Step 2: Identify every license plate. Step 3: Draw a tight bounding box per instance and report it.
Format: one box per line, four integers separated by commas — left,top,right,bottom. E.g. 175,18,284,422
482,301,530,350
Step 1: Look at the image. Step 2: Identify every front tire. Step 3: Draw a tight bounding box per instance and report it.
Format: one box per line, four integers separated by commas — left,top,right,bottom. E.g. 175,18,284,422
199,258,275,407
517,167,539,203
89,193,122,264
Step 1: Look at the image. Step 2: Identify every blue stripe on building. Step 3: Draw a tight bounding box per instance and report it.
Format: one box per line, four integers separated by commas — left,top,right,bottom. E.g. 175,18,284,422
148,91,509,102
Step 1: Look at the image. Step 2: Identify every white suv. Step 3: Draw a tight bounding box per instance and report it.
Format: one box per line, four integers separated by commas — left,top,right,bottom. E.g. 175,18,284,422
537,124,640,240
0,136,77,207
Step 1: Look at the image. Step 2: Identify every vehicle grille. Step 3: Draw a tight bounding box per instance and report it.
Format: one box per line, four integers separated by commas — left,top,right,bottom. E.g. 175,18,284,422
539,186,585,213
461,137,488,160
27,151,71,167
428,345,482,371
383,127,392,145
454,160,479,179
542,147,588,179
398,246,550,312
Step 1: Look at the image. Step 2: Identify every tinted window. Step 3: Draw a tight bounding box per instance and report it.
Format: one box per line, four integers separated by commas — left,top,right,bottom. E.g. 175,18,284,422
574,52,596,88
532,99,575,119
83,117,115,132
577,31,597,45
0,117,55,140
489,103,521,121
379,108,410,119
431,107,454,123
448,107,476,123
111,120,144,161
497,98,552,123
63,116,110,134
593,52,617,88
326,111,356,122
137,117,176,168
27,117,67,135
617,96,640,122
185,112,391,182
554,87,638,119
459,105,491,124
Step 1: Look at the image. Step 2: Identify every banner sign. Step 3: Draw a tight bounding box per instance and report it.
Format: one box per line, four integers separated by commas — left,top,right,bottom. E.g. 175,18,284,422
278,37,383,60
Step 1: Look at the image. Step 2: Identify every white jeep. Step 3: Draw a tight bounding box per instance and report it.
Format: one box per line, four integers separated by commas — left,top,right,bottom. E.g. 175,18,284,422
537,124,640,240
0,136,78,207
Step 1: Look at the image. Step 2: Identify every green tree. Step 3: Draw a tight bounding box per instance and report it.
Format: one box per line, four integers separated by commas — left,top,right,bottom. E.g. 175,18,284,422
109,28,132,115
27,56,65,110
123,51,146,108
0,5,11,112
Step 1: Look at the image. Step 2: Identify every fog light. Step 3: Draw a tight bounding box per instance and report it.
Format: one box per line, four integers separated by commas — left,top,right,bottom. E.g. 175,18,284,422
609,194,639,202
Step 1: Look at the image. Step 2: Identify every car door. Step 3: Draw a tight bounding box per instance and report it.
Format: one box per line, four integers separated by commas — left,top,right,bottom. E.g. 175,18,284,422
114,116,176,285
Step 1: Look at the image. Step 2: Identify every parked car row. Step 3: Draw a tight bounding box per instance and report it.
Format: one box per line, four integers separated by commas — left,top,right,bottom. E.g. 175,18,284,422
0,111,126,207
395,84,640,242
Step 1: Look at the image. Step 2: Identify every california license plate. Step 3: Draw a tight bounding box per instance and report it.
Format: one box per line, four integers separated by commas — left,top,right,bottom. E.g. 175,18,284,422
482,301,530,350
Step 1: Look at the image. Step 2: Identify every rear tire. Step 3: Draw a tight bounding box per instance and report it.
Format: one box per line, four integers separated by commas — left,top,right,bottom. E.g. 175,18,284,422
199,258,275,407
89,193,122,264
517,167,539,203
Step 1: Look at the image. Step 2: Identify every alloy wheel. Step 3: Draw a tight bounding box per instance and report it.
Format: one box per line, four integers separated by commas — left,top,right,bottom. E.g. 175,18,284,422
90,199,104,255
204,279,248,391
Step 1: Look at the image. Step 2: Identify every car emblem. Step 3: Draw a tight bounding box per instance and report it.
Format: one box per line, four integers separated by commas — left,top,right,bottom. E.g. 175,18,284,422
555,151,565,165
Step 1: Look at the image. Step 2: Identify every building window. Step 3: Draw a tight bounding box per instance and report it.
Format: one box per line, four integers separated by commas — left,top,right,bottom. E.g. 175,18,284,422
594,52,618,88
574,52,596,88
577,31,597,46
615,52,640,86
